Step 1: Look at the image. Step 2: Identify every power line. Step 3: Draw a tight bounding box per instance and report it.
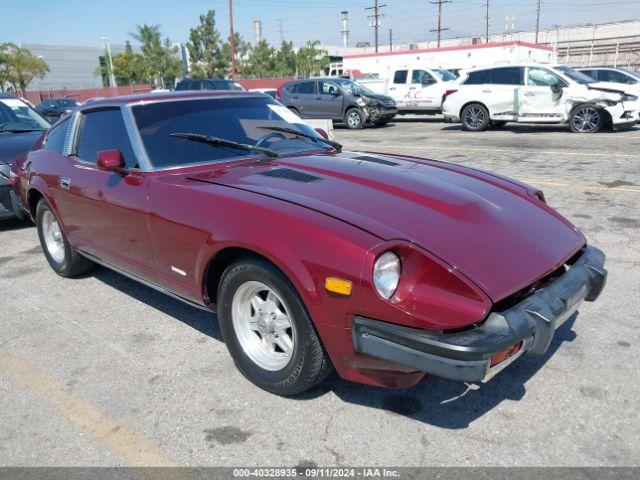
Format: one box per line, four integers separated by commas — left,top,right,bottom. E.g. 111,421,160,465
365,0,386,53
430,0,451,47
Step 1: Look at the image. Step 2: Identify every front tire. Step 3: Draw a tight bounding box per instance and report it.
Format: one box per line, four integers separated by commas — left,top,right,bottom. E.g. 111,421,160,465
36,199,93,277
217,257,332,396
344,108,364,129
461,103,490,131
569,105,605,133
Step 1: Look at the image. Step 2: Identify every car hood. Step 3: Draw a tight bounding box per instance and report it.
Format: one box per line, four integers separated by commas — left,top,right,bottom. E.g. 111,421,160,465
189,152,585,302
0,130,43,166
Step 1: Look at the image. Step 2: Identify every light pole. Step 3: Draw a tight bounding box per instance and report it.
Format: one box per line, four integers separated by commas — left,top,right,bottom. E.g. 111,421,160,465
101,36,117,88
229,0,236,80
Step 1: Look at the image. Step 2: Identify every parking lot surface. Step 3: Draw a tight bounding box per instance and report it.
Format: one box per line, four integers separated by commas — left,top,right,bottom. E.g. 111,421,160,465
1,120,639,467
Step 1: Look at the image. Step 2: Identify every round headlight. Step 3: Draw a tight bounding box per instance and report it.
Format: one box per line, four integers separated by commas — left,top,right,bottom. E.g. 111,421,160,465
373,251,401,300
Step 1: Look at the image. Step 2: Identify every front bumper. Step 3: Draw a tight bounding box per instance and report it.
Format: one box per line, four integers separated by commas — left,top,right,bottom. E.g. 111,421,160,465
352,246,606,383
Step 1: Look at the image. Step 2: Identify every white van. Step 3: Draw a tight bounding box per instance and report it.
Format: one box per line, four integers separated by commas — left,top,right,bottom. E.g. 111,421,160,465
358,67,456,114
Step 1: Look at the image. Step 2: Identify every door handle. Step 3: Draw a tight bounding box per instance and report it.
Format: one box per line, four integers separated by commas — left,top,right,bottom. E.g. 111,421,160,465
60,177,71,189
482,89,492,93
292,95,299,99
389,87,396,91
409,87,417,90
524,92,536,97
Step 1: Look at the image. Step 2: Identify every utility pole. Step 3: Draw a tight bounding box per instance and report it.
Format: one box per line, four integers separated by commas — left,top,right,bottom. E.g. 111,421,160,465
484,0,490,43
365,0,386,53
229,0,236,79
430,0,451,48
535,0,541,44
389,29,393,52
101,36,116,88
341,11,350,48
277,19,285,43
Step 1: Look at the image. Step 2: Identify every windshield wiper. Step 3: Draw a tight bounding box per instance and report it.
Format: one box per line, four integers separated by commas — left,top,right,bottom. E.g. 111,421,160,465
170,132,278,158
257,125,342,152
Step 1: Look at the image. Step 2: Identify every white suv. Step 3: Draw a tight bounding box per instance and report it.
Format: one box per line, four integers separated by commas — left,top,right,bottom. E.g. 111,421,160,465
578,67,640,121
442,64,638,133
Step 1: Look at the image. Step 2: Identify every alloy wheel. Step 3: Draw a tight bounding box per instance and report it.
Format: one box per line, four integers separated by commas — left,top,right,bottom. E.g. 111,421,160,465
231,281,295,371
464,106,486,129
347,110,362,128
572,107,600,132
42,210,65,263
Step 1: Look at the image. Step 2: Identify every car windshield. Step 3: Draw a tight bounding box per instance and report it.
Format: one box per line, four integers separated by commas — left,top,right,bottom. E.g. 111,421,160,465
0,98,50,132
554,65,596,84
333,79,377,96
432,68,457,82
132,96,331,169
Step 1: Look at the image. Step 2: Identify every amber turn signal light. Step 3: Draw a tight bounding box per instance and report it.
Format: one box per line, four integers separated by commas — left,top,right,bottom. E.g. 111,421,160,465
325,277,353,296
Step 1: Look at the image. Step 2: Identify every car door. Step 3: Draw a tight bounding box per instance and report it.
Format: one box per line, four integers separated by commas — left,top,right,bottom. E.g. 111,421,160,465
484,67,523,120
517,67,567,122
52,108,153,275
315,80,344,120
289,81,317,118
388,70,409,109
407,69,440,111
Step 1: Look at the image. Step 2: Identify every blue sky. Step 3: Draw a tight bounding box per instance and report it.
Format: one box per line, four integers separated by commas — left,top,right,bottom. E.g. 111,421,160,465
4,0,640,48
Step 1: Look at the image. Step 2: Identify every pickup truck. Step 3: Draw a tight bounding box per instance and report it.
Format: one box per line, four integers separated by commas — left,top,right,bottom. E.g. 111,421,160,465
359,67,457,114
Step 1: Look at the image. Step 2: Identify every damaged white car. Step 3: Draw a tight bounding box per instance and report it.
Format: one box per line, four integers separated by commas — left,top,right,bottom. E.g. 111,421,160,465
442,63,638,133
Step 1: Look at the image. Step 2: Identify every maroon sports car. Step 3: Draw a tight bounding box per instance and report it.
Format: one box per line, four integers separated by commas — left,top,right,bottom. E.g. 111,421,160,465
14,91,606,396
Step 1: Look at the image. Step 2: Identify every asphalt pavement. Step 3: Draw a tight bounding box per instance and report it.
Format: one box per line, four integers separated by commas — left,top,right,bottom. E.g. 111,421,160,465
1,119,639,467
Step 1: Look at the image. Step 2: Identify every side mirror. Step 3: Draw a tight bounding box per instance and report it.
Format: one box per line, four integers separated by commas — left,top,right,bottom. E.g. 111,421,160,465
551,83,563,94
97,149,125,171
315,128,329,140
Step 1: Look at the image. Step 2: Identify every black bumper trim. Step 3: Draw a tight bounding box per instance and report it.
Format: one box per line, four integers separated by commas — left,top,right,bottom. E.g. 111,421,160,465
352,245,607,383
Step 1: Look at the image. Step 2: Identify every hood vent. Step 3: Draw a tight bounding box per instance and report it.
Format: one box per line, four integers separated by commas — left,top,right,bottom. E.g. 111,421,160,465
351,155,399,167
256,168,323,183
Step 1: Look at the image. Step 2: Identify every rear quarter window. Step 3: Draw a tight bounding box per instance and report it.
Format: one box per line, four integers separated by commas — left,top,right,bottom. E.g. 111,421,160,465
463,70,490,85
43,118,70,154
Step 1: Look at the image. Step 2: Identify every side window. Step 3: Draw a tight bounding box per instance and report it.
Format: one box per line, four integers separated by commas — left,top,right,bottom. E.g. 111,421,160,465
76,109,138,169
393,70,408,84
580,70,598,81
287,83,299,94
43,118,71,155
601,70,636,84
463,70,490,85
319,81,339,95
489,67,523,85
297,82,315,94
527,67,562,87
412,70,435,84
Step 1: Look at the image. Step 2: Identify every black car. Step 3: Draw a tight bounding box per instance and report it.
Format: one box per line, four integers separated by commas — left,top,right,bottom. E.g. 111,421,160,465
277,78,397,129
35,98,81,123
174,78,246,92
0,93,50,220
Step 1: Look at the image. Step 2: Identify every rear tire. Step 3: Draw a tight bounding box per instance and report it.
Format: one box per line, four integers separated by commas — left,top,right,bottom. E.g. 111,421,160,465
344,108,364,129
217,257,333,396
569,105,605,133
36,199,93,277
461,103,490,131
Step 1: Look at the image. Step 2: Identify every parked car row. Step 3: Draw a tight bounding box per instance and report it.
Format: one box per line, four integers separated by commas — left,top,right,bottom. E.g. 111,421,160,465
5,89,607,396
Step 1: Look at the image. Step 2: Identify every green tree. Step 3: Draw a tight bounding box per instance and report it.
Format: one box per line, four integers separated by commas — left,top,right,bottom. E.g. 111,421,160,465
130,24,183,88
220,32,251,77
274,41,297,77
296,40,328,78
0,43,49,92
112,41,145,85
186,10,225,78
